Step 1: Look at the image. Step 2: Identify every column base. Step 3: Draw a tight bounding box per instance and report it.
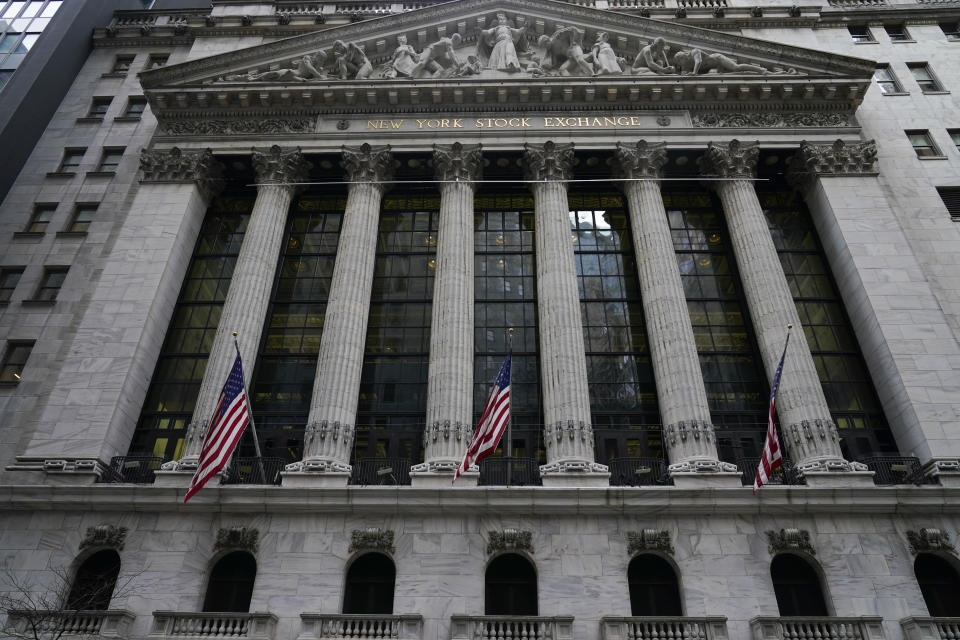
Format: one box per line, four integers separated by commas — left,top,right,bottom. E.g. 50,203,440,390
282,471,350,488
802,471,875,488
671,472,743,489
540,461,611,487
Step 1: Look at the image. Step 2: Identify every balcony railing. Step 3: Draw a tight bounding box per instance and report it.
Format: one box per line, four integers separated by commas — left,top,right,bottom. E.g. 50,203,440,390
736,457,805,487
607,457,671,486
100,455,165,484
6,609,135,638
350,457,413,486
299,614,424,640
479,457,543,486
856,456,934,486
149,612,278,639
601,616,729,640
450,616,574,640
221,457,285,486
750,616,885,640
901,617,960,640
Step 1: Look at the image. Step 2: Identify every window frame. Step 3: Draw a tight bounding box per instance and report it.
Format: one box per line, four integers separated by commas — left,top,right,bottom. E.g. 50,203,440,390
110,54,135,75
907,62,946,93
56,147,85,173
847,25,875,43
0,341,33,383
66,203,97,233
873,63,904,95
122,95,147,119
938,186,960,222
33,266,68,302
85,96,112,119
940,21,960,40
906,130,943,159
884,23,912,42
145,53,169,69
24,203,56,233
95,147,125,174
0,267,24,303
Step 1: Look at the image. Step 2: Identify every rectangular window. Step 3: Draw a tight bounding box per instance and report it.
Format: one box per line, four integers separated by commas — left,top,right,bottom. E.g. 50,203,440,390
907,130,941,158
111,54,134,74
146,54,168,69
939,187,960,221
884,24,910,41
0,342,33,383
941,21,960,40
909,63,944,92
0,268,24,302
58,148,85,172
86,97,111,118
848,25,874,43
950,129,960,153
96,147,124,173
123,96,147,117
34,266,68,301
873,64,902,94
68,204,96,233
26,204,55,233
0,33,20,52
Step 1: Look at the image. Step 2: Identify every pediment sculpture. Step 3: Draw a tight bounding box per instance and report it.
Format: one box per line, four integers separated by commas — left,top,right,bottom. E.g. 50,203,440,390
212,13,800,84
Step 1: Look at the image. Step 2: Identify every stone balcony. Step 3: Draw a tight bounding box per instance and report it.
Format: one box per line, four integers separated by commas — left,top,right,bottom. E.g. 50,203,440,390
601,616,729,640
750,616,886,640
901,617,960,640
450,616,574,640
298,613,424,639
5,609,135,638
149,612,278,639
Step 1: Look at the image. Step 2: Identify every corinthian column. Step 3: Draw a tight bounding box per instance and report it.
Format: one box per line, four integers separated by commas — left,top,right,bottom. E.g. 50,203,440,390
700,140,870,486
410,143,482,486
158,146,309,483
522,142,609,487
614,141,739,486
284,144,393,487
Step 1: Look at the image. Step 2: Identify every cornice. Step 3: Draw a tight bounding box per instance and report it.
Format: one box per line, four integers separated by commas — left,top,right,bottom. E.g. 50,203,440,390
817,3,960,25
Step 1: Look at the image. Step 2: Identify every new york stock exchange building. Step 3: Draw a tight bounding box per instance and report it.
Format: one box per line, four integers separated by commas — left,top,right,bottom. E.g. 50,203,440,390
2,0,960,637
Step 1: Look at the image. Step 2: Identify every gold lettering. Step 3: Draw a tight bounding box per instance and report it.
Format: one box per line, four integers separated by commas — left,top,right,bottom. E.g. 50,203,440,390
494,118,508,127
475,119,484,128
617,117,630,126
521,118,530,127
391,120,403,129
578,117,590,127
630,116,641,126
416,119,428,128
544,117,555,127
604,117,617,126
453,119,463,128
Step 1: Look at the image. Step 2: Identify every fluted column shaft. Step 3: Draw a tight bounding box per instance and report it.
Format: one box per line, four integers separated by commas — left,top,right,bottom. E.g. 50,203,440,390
522,143,606,478
416,144,482,473
615,142,733,474
702,141,849,472
291,144,393,474
177,146,310,468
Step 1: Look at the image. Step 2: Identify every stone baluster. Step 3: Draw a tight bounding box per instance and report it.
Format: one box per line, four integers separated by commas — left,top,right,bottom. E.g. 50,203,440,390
159,146,310,479
700,140,869,484
614,141,739,486
521,142,609,486
410,143,483,486
284,144,393,487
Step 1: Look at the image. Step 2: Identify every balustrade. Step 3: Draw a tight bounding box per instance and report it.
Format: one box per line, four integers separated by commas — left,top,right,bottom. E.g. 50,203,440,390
751,617,885,640
149,612,277,639
6,610,134,638
601,617,729,640
901,617,960,640
300,614,423,640
450,616,574,640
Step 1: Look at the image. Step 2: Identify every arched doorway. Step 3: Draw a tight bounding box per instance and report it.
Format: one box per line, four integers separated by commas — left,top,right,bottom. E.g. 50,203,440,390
66,549,121,610
485,553,537,615
628,554,683,616
343,552,396,614
915,553,960,616
203,551,257,613
770,553,829,616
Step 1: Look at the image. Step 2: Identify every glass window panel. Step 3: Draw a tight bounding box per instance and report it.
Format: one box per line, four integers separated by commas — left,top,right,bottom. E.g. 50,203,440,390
40,1,60,18
3,3,26,19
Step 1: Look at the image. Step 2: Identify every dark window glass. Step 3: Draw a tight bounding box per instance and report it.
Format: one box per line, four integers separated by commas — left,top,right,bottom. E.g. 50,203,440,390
203,552,256,613
0,33,20,52
0,268,23,302
66,550,120,611
124,96,147,117
570,191,660,461
146,53,168,69
130,195,251,461
35,266,67,301
873,65,901,94
939,186,960,222
112,55,134,74
87,97,111,118
941,21,960,40
761,189,896,457
250,193,344,462
343,553,396,614
771,554,829,616
26,204,55,232
848,25,873,42
485,553,537,615
0,341,32,382
475,188,542,460
69,205,96,232
97,148,124,173
909,64,943,92
628,554,682,616
915,554,960,616
950,130,960,153
59,148,85,172
884,24,910,41
907,130,940,158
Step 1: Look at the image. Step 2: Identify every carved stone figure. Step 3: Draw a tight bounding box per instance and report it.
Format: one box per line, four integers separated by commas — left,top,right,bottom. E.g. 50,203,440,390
409,33,469,78
221,52,327,82
631,37,675,75
330,39,372,80
585,32,625,75
537,26,594,76
384,34,419,79
673,47,793,75
478,12,527,72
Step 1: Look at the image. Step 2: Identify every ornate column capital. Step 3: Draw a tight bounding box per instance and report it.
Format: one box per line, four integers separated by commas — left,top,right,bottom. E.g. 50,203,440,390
341,143,394,184
251,145,312,189
433,142,483,184
522,141,575,183
699,139,759,179
139,147,225,200
787,139,878,189
614,141,667,181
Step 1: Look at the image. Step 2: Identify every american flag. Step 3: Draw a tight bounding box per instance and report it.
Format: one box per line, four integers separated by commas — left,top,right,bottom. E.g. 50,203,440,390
184,353,251,502
754,329,792,494
454,354,511,484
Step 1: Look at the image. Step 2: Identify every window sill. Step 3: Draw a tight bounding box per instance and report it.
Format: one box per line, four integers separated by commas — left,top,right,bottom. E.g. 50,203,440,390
853,40,878,44
918,155,948,161
11,232,44,240
881,91,910,96
889,39,917,43
0,381,20,387
76,116,104,124
21,299,56,307
113,116,142,122
55,231,88,239
46,171,76,178
85,171,116,178
101,72,128,79
921,90,951,96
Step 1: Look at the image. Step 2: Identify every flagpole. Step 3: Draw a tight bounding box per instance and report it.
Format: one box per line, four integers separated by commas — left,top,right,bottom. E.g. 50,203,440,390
232,332,267,484
506,327,514,488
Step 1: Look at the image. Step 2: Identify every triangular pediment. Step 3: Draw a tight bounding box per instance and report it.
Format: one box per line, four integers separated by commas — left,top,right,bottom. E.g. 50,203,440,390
140,0,874,118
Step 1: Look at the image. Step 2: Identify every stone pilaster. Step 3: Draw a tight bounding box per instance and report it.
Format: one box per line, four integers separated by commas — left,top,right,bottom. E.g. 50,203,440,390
614,142,737,486
700,140,869,485
522,142,608,486
411,143,482,486
284,144,393,487
158,146,309,480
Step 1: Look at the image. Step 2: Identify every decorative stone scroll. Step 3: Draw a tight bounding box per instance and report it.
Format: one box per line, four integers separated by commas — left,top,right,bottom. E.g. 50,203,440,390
699,139,760,179
214,527,259,554
251,145,312,187
432,142,483,183
80,524,127,551
614,140,667,180
139,147,224,201
766,528,815,556
627,530,674,556
487,529,533,555
692,112,853,129
341,143,395,185
160,118,316,137
906,529,956,555
787,139,878,190
350,528,396,554
522,141,575,183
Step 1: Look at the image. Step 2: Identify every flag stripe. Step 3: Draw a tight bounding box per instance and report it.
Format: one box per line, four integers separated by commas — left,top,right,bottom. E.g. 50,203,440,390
754,332,790,494
454,354,511,483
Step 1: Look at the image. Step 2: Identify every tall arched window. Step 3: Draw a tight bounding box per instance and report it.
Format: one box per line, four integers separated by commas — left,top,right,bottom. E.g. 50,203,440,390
628,554,682,616
66,550,121,610
915,553,960,616
771,554,829,616
485,553,537,615
203,552,256,613
343,552,396,614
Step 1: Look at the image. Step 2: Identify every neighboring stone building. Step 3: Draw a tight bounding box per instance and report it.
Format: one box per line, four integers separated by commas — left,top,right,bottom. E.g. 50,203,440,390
0,0,959,638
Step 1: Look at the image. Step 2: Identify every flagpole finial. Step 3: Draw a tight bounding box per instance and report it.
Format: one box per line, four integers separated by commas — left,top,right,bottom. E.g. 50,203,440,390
232,331,238,337
508,327,514,334
787,324,793,330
